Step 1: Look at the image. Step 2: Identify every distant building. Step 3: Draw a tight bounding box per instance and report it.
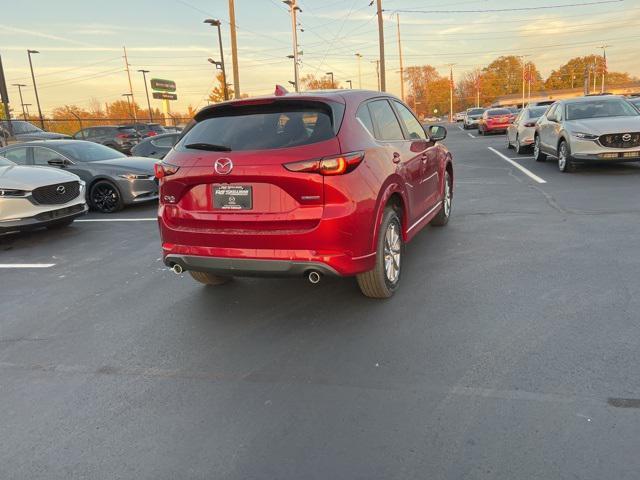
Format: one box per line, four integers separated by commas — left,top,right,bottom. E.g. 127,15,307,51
492,81,640,108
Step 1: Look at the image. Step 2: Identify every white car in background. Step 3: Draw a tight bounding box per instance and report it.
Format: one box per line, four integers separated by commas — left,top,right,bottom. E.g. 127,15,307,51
0,156,87,234
506,105,549,154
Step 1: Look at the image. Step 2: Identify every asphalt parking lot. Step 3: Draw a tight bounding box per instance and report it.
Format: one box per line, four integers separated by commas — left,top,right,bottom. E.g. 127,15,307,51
2,125,640,479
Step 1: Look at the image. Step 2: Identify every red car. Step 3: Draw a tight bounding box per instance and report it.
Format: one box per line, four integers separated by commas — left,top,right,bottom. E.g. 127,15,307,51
156,88,454,298
478,108,513,135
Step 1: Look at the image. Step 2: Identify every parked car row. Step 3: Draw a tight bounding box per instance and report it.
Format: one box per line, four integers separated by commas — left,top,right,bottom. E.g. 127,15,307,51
504,95,640,173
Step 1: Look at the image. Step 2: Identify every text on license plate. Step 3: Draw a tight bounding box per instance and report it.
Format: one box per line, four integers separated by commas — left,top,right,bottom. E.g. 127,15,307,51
213,185,252,210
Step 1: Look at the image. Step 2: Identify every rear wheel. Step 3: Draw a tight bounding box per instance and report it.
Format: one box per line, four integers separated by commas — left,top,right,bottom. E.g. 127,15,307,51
357,207,402,299
431,170,452,227
478,128,483,135
507,133,514,149
515,135,525,154
534,136,547,162
189,271,233,286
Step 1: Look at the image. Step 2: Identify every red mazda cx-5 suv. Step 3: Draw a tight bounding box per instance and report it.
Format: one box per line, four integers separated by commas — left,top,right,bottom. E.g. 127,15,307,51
156,88,453,298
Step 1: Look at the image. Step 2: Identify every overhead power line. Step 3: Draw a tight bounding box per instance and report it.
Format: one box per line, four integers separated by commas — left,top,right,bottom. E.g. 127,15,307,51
392,0,623,14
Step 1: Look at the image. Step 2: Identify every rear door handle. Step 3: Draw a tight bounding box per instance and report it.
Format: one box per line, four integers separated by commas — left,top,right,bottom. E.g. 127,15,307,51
392,152,401,164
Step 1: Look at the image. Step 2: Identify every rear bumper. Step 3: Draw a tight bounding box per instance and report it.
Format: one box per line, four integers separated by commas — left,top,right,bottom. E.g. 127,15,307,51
484,124,509,132
164,254,340,277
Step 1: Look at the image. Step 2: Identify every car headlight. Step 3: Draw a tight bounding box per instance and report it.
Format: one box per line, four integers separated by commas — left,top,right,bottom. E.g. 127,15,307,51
118,173,153,180
572,132,599,140
0,188,28,197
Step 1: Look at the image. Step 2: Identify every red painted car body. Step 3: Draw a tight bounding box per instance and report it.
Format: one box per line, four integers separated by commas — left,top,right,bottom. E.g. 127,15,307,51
479,108,513,134
157,90,453,281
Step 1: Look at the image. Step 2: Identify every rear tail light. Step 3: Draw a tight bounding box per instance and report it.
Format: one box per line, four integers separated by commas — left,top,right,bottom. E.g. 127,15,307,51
116,133,128,138
284,151,364,176
147,131,158,137
154,162,180,179
524,122,536,127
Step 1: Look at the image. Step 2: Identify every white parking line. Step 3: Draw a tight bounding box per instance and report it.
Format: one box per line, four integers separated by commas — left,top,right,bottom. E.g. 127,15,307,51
76,218,156,222
458,125,463,131
0,264,55,268
488,147,547,184
509,156,534,160
467,132,476,139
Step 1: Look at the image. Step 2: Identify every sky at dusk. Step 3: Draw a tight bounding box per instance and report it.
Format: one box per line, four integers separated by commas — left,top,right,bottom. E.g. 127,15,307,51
1,0,639,114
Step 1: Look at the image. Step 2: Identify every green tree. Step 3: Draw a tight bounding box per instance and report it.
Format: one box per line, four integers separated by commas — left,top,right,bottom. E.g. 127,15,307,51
480,56,543,102
545,55,633,90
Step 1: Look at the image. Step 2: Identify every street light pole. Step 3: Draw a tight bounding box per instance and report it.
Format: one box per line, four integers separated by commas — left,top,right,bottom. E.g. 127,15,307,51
204,19,229,101
12,84,27,119
372,60,380,91
326,72,334,88
599,44,611,93
447,64,455,122
396,13,405,102
346,80,352,89
228,0,241,98
137,70,153,122
519,55,530,108
355,53,363,89
283,0,301,92
122,93,134,120
27,50,44,128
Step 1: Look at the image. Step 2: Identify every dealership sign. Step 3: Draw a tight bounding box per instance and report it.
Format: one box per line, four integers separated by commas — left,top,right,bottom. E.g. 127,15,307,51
150,78,176,92
153,92,177,100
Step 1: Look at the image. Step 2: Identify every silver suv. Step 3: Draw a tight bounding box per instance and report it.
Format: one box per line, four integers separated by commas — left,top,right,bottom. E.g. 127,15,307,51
533,96,640,172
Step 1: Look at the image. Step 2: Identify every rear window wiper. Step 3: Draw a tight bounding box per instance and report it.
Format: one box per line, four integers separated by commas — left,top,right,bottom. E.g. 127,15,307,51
185,142,232,152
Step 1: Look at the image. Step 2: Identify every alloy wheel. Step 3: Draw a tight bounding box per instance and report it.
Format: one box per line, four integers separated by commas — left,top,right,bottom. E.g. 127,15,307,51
443,176,452,218
383,221,401,284
558,143,567,171
92,183,120,213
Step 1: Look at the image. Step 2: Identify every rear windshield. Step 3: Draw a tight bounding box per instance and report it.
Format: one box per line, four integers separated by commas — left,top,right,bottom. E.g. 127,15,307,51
488,109,511,116
565,99,639,120
528,106,548,118
178,101,341,152
467,108,485,115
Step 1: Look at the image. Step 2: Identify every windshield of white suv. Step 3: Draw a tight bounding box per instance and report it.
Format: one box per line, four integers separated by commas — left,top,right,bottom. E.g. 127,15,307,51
0,156,15,166
565,99,640,120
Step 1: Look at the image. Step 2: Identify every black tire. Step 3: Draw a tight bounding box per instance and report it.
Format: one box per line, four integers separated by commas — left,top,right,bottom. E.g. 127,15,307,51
478,128,483,136
462,124,468,130
356,207,402,299
46,218,75,230
89,180,123,213
533,136,547,162
515,135,525,155
431,170,452,227
189,271,233,285
506,133,514,149
557,140,576,173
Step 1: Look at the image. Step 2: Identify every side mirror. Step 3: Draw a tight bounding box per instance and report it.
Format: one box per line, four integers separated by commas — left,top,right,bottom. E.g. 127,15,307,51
47,158,68,166
428,125,447,142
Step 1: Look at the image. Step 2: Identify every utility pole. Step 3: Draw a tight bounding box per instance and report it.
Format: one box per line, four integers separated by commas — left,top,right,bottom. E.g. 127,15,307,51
122,46,137,123
0,54,13,139
396,13,405,101
122,93,134,120
137,70,153,122
326,72,334,88
204,19,229,101
284,0,301,92
376,0,386,91
519,55,529,108
447,63,455,122
527,63,532,103
476,73,481,108
355,53,363,88
27,49,44,128
593,62,597,92
228,0,241,98
12,84,27,119
372,60,380,91
599,45,610,94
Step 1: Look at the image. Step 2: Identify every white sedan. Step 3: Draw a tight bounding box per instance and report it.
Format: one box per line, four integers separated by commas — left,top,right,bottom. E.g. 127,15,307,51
0,156,87,234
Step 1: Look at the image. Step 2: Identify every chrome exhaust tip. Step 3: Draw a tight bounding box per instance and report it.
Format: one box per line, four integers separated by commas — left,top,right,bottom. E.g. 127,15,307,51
171,264,184,275
307,270,321,284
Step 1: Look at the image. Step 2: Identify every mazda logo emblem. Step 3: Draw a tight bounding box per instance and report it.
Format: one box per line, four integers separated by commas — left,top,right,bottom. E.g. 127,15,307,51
56,185,66,194
214,158,233,175
622,133,632,142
